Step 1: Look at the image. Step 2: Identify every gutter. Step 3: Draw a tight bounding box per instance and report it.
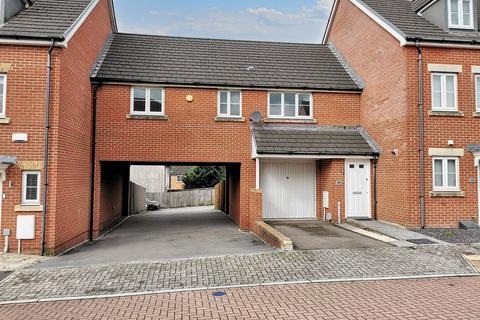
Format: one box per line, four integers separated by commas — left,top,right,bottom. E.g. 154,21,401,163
89,83,101,242
40,39,55,256
416,40,426,229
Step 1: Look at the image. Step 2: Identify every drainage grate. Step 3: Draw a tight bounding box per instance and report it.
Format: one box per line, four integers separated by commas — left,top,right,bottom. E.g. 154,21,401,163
407,239,437,245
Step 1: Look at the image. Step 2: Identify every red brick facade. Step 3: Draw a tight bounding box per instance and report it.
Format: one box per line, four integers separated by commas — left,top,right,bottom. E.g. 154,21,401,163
0,0,113,254
328,0,480,227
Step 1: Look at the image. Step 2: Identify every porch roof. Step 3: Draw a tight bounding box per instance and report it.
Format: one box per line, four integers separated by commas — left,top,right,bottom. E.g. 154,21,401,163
252,124,380,157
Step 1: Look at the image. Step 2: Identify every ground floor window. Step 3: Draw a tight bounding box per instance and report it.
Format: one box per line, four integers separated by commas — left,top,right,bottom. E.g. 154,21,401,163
22,171,40,205
433,157,459,191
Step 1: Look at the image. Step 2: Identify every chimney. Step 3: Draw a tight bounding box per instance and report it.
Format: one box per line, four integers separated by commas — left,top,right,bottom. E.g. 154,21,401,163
0,0,33,25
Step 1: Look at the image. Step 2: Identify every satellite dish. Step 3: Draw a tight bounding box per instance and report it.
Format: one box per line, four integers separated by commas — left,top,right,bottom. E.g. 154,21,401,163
250,112,263,123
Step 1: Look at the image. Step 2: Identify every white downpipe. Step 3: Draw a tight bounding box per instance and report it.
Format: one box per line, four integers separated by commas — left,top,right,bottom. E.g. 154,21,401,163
255,158,260,190
337,201,341,224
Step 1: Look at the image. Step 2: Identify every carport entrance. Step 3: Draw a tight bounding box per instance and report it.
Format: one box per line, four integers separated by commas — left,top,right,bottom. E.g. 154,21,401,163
39,206,274,268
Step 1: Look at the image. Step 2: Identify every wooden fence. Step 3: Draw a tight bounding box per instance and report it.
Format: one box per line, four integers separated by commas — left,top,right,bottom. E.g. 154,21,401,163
147,188,214,208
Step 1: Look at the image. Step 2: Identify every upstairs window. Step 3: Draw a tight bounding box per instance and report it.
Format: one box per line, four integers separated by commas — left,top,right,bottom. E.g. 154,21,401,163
131,87,164,115
448,0,474,29
268,92,312,118
218,91,242,117
431,73,457,111
0,74,6,117
476,75,480,112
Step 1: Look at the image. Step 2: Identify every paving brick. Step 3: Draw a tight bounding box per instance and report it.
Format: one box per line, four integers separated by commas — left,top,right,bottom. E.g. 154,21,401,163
0,245,477,303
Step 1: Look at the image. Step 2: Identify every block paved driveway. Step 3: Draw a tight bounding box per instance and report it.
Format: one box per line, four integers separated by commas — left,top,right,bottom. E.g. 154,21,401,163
0,245,477,303
1,277,480,319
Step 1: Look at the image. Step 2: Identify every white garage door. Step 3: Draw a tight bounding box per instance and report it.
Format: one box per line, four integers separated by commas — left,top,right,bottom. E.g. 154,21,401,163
260,160,316,220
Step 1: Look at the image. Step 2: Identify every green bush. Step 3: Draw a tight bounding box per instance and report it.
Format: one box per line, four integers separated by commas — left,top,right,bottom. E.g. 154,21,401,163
182,166,225,189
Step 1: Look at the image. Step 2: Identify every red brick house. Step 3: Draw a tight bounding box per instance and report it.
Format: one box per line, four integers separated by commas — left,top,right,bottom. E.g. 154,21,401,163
2,0,478,256
0,0,116,255
324,0,480,228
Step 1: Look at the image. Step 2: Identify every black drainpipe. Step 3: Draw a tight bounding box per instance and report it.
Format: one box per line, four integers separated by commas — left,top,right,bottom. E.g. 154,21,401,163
373,156,378,220
89,83,101,242
41,39,55,256
416,40,426,229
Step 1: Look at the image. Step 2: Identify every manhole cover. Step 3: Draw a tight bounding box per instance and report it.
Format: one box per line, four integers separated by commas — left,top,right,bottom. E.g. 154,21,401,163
407,239,436,245
212,291,226,297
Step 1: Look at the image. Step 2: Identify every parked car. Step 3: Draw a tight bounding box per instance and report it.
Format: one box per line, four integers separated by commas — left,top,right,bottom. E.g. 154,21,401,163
145,199,160,211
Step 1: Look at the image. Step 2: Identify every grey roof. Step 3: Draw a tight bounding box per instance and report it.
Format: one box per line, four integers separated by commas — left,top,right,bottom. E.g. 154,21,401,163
360,0,480,43
252,124,380,156
92,33,361,91
412,0,433,12
169,166,196,176
0,0,93,40
0,156,17,164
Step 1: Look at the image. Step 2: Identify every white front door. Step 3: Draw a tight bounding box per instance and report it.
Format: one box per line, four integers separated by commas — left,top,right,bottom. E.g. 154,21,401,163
345,159,371,219
260,160,316,220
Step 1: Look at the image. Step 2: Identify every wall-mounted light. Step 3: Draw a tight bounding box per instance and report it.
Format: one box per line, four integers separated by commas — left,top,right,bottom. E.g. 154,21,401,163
448,140,454,146
186,95,193,102
392,149,399,156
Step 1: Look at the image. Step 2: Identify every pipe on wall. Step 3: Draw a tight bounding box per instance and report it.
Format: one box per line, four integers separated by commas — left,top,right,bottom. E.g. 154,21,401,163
89,83,101,242
40,39,55,256
416,40,426,229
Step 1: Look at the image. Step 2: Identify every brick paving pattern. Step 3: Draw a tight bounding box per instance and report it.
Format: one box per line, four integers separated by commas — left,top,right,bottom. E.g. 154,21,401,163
1,277,480,319
0,246,477,303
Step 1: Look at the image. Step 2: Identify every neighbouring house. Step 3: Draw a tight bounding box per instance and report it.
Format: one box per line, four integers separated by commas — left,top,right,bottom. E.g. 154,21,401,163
0,0,116,255
1,0,479,256
324,0,480,228
166,166,196,190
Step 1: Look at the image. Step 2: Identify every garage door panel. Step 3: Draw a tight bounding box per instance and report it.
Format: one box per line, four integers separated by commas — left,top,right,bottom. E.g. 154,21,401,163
260,161,316,220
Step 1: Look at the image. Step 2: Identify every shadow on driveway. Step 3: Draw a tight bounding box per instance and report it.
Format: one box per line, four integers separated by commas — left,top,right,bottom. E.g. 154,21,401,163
35,206,274,268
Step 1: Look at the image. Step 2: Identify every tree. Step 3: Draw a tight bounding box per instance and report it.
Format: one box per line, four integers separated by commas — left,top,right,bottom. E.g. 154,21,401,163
181,166,225,189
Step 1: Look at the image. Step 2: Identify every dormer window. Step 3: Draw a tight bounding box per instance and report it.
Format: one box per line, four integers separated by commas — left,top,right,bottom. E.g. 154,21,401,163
448,0,474,29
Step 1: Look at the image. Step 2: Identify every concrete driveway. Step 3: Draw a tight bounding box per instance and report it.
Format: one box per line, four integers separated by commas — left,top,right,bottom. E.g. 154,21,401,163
36,206,274,268
269,221,391,249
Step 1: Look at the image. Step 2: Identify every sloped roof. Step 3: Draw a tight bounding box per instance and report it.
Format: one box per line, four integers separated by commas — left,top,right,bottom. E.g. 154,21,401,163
92,33,361,91
412,0,434,12
359,0,480,43
0,0,94,40
252,124,380,156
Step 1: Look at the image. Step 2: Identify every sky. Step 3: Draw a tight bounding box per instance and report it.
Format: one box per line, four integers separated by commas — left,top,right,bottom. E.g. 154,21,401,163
113,0,335,43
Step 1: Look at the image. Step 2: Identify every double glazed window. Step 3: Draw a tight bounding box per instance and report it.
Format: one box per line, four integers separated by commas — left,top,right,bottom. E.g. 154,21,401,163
476,75,480,112
218,91,241,117
448,0,474,29
0,74,6,117
131,88,164,115
433,158,459,192
22,171,41,205
431,73,457,111
268,92,312,118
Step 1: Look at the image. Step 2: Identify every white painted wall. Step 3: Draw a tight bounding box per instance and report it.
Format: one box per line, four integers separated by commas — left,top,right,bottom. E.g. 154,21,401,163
130,166,166,193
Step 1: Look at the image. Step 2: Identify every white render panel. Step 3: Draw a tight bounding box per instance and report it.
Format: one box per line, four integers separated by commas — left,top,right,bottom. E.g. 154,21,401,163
427,64,463,73
260,160,316,220
428,148,464,157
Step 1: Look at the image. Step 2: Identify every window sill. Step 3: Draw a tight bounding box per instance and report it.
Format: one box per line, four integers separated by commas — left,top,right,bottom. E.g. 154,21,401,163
126,114,168,121
473,112,480,118
214,117,245,122
429,110,464,117
0,117,10,124
15,205,43,212
429,191,465,198
264,118,317,124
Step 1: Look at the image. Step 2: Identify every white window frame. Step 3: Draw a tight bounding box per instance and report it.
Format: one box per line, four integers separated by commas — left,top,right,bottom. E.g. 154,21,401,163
475,74,480,112
217,90,242,118
267,92,313,119
431,73,458,111
448,0,474,29
0,74,7,118
432,157,460,192
130,87,165,115
21,171,41,205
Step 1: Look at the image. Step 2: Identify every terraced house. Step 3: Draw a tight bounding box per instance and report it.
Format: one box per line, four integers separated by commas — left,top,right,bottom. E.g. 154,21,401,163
0,0,479,255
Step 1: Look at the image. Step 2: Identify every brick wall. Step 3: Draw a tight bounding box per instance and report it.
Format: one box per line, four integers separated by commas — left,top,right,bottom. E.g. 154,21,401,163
329,0,480,227
0,0,112,254
94,85,361,233
317,160,346,224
